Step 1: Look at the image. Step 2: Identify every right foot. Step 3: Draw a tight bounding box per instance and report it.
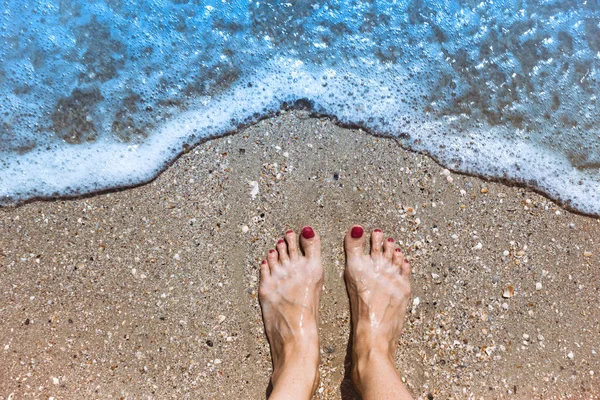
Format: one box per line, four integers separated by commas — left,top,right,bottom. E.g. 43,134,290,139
344,226,412,392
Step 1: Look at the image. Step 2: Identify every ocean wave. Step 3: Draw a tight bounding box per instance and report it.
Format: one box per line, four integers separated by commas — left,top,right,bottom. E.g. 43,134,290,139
1,0,599,215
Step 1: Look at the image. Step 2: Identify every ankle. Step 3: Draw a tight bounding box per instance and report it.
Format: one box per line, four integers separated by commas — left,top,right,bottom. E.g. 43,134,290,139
352,329,395,362
271,348,320,398
351,344,395,391
274,340,319,376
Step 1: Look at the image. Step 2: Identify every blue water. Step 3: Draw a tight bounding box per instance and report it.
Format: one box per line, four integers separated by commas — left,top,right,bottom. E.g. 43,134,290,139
1,1,599,214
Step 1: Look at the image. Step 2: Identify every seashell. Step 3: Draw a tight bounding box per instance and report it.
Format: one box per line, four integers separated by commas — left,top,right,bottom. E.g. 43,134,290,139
503,285,514,298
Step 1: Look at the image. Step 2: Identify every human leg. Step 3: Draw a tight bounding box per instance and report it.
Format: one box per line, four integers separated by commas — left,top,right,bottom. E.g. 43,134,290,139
344,226,413,400
258,227,324,400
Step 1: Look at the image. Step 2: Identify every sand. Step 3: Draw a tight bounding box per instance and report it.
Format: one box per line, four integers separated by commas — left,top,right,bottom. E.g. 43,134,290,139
1,110,599,399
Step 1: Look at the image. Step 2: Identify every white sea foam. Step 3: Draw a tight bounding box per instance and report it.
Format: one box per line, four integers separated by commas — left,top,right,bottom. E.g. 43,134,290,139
0,1,599,214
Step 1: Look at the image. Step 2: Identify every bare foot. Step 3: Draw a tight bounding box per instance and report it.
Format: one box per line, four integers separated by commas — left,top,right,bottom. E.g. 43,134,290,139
259,227,323,399
344,226,413,399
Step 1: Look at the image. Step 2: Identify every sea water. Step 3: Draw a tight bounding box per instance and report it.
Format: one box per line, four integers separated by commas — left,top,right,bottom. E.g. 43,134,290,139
1,1,599,215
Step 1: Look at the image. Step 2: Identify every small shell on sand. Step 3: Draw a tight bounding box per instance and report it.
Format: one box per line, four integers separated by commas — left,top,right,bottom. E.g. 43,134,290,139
248,181,259,199
503,285,515,298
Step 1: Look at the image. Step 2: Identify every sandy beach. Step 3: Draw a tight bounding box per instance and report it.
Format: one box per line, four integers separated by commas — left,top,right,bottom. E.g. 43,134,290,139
1,110,599,399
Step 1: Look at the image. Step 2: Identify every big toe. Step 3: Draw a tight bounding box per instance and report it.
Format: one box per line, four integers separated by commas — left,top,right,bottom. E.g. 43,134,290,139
300,226,321,259
344,225,366,258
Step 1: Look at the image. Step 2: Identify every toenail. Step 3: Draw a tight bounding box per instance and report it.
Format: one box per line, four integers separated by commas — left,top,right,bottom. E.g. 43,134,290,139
301,226,315,239
277,239,285,245
269,249,275,253
395,248,401,252
387,238,394,242
262,260,267,264
374,229,382,233
286,230,294,234
351,226,363,238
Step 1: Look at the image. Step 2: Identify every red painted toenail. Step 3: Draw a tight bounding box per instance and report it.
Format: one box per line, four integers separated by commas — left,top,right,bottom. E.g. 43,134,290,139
262,260,267,264
387,238,394,242
351,226,363,238
277,239,285,245
269,249,275,253
374,229,382,233
301,227,315,239
286,230,294,234
395,248,401,252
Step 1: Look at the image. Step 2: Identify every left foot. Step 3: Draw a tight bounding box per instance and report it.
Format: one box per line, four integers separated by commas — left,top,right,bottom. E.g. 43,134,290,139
259,227,324,398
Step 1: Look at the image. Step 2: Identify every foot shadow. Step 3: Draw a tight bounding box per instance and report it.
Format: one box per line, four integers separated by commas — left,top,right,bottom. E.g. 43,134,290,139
340,324,362,400
266,380,273,399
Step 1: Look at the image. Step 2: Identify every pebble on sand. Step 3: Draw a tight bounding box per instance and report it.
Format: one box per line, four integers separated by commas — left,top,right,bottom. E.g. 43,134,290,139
535,282,543,291
411,297,420,314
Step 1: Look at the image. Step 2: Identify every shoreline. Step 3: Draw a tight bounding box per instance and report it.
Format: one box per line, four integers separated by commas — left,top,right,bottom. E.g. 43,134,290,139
1,111,599,399
3,104,598,220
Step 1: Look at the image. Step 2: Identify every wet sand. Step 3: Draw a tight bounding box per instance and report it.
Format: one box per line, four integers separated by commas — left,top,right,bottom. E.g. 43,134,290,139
1,111,599,399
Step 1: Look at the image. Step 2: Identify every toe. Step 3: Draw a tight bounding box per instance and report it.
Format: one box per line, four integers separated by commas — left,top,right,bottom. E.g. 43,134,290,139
393,248,411,277
401,258,411,277
393,248,404,270
370,229,384,257
267,249,279,272
259,259,271,280
344,225,366,258
383,237,395,261
299,226,321,259
276,239,289,263
284,230,299,260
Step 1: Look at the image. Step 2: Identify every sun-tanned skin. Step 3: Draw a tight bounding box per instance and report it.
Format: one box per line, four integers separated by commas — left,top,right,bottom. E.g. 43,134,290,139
259,226,413,400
